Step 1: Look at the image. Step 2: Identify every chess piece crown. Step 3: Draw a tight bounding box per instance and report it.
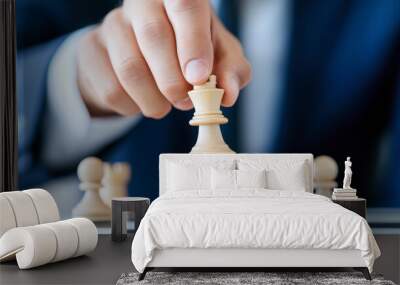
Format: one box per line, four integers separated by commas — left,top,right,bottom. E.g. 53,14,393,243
188,75,234,154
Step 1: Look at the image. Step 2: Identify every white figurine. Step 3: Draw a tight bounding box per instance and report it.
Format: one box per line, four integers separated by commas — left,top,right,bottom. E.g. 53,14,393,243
343,157,353,189
72,157,111,221
188,75,234,154
332,157,357,200
100,162,131,208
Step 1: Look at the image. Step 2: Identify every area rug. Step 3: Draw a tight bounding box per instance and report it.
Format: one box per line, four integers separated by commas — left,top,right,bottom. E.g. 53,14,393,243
117,272,395,285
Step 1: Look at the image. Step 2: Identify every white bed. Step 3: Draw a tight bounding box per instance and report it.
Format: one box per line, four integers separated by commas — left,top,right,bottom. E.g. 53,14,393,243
131,154,380,280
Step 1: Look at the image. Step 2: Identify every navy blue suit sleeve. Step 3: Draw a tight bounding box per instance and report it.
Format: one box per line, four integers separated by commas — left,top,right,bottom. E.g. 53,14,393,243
17,36,67,188
16,0,118,49
389,74,400,205
16,0,118,187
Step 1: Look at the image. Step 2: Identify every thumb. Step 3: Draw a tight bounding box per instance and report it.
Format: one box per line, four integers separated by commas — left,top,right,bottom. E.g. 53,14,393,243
164,0,213,84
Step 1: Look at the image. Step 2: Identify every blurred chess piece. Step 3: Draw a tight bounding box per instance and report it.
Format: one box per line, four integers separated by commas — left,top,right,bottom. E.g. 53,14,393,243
100,162,131,208
314,155,338,197
188,75,234,154
72,157,111,221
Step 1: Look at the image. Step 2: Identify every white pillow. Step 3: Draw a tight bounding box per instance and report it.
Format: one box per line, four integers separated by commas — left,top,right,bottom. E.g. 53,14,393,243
237,169,267,188
167,163,209,191
211,168,236,189
211,169,267,190
167,160,235,191
267,167,307,191
238,159,309,191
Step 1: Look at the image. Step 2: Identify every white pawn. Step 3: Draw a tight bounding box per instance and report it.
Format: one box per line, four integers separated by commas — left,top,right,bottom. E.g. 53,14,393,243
314,155,338,197
72,157,111,221
100,162,131,208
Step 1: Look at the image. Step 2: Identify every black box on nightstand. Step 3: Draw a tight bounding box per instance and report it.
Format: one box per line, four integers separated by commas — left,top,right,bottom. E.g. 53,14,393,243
332,198,366,218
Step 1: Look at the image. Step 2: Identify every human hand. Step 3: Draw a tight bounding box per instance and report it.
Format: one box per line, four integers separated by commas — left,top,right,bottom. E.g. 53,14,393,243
77,0,251,118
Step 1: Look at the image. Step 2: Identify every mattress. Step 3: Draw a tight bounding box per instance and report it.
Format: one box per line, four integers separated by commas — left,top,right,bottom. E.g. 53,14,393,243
131,190,380,273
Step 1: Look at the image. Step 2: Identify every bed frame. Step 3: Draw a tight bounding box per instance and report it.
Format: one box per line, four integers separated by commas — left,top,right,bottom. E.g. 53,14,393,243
139,154,371,280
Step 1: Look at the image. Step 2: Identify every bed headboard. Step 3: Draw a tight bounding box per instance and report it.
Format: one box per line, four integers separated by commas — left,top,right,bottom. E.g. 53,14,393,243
159,154,314,196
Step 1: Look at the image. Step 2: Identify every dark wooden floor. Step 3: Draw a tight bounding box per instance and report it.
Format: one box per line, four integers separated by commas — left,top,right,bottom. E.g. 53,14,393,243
0,235,134,285
1,234,398,284
373,234,400,284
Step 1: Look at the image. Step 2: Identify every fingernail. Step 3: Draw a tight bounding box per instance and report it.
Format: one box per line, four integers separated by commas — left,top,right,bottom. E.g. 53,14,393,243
185,59,209,84
175,97,193,110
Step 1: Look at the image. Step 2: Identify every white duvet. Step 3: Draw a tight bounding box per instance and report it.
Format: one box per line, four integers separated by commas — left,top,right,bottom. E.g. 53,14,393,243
131,190,380,273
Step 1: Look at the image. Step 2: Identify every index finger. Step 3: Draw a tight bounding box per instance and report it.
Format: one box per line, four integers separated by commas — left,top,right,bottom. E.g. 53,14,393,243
163,0,213,85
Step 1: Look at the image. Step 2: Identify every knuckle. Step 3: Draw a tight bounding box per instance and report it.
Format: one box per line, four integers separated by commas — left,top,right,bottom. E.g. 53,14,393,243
102,9,125,37
159,81,186,103
165,0,201,13
115,57,148,84
103,9,121,27
102,84,124,107
79,29,99,50
136,20,168,43
142,104,171,119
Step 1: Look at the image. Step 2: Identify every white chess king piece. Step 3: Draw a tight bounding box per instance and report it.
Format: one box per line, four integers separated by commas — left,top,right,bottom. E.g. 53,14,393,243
188,75,234,154
72,157,111,221
100,162,131,208
343,157,353,189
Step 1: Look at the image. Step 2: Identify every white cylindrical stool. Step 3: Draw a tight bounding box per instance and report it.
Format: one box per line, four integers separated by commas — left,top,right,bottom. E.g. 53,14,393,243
0,196,17,237
0,191,39,227
23,189,60,224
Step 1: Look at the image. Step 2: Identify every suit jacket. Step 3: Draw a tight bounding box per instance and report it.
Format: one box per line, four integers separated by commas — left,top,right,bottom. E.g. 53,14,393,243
17,0,400,206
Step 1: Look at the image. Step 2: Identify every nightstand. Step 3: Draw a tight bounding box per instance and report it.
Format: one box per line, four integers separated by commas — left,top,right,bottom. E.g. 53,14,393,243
332,198,366,218
112,197,150,242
